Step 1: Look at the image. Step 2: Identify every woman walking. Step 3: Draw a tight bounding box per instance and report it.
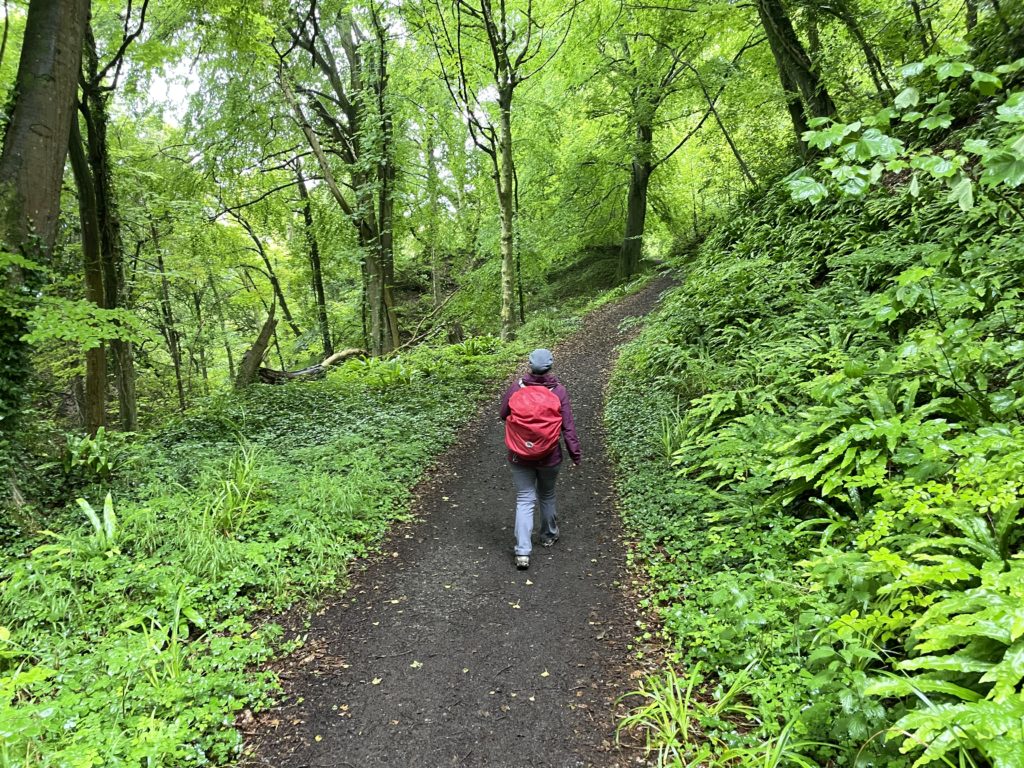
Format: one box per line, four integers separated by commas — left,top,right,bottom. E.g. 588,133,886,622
499,348,582,570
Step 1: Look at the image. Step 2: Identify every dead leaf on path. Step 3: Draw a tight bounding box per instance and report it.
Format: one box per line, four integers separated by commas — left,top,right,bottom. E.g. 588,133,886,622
410,660,423,668
371,677,382,685
541,670,550,678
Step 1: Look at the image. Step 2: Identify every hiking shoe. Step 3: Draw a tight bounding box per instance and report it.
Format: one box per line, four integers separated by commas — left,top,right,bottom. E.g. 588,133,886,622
540,535,559,548
515,555,530,570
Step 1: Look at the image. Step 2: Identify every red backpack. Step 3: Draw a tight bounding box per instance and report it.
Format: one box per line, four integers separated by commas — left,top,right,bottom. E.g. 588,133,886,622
504,380,563,459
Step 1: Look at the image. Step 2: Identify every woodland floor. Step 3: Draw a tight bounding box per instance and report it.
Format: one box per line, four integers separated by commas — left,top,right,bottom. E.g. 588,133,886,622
246,275,674,768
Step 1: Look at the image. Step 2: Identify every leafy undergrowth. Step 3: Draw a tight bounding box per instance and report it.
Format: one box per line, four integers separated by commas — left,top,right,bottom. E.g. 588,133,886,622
607,51,1024,768
0,286,650,767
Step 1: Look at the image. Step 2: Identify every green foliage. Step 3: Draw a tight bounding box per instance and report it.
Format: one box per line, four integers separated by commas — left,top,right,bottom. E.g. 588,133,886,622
609,49,1024,767
0,332,524,765
59,427,132,483
790,55,1024,212
618,662,831,767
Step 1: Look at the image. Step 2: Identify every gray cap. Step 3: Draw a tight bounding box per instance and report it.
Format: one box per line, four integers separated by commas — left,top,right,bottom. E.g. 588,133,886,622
528,348,554,373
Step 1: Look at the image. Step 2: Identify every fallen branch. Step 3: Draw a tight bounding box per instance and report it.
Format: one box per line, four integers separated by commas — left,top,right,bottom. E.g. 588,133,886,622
256,347,367,384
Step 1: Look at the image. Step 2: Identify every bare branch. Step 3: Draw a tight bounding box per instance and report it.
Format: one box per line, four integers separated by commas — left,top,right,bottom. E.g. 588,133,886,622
93,0,151,88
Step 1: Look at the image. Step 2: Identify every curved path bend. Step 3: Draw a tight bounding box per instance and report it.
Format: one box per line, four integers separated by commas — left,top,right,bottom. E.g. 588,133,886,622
250,275,672,768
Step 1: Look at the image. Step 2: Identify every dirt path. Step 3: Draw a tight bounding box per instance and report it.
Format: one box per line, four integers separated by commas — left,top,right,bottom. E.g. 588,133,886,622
249,276,672,768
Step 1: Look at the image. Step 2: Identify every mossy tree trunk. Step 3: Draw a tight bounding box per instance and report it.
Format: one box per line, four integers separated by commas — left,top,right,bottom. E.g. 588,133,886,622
0,0,90,447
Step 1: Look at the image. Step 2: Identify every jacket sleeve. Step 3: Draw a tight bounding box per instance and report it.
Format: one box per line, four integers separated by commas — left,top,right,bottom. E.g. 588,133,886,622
557,386,582,464
499,384,514,421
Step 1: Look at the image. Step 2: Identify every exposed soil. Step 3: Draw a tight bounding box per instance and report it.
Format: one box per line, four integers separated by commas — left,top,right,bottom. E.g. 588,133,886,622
247,275,673,768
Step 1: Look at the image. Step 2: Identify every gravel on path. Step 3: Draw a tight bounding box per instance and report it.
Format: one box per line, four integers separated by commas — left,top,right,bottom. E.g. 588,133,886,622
249,275,674,768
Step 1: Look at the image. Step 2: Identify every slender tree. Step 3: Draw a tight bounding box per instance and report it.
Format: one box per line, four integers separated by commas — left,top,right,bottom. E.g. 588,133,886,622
280,0,400,355
422,0,579,340
295,159,332,357
599,16,758,280
68,115,108,435
78,2,150,431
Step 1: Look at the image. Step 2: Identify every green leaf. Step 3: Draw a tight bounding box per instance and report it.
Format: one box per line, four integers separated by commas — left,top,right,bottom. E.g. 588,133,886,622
852,129,903,161
787,176,829,204
979,639,1024,697
865,675,982,702
901,61,926,78
971,70,1003,96
920,114,953,131
963,138,991,155
982,154,1024,188
899,652,994,674
867,107,897,128
840,175,869,196
995,58,1024,75
997,92,1024,123
948,175,974,211
894,87,920,109
935,61,973,80
77,498,103,538
986,739,1024,768
912,154,956,178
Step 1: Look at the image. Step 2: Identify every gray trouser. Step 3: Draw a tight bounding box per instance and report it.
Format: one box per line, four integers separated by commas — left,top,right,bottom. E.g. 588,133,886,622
510,464,560,556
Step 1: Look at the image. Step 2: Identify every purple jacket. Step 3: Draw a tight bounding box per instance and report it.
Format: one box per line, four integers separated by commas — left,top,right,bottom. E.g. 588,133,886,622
499,373,582,467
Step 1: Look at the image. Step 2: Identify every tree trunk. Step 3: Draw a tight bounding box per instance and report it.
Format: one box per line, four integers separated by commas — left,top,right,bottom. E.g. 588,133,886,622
966,0,978,30
235,213,301,337
425,133,446,310
296,161,332,357
514,165,525,325
618,120,652,281
82,24,137,432
284,5,399,357
192,291,209,393
756,0,836,137
908,0,934,55
155,246,187,413
69,115,106,435
209,276,236,380
0,0,10,73
0,0,89,440
779,62,811,152
497,85,517,341
377,168,400,354
806,7,822,60
236,306,276,389
369,11,400,354
829,3,893,98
